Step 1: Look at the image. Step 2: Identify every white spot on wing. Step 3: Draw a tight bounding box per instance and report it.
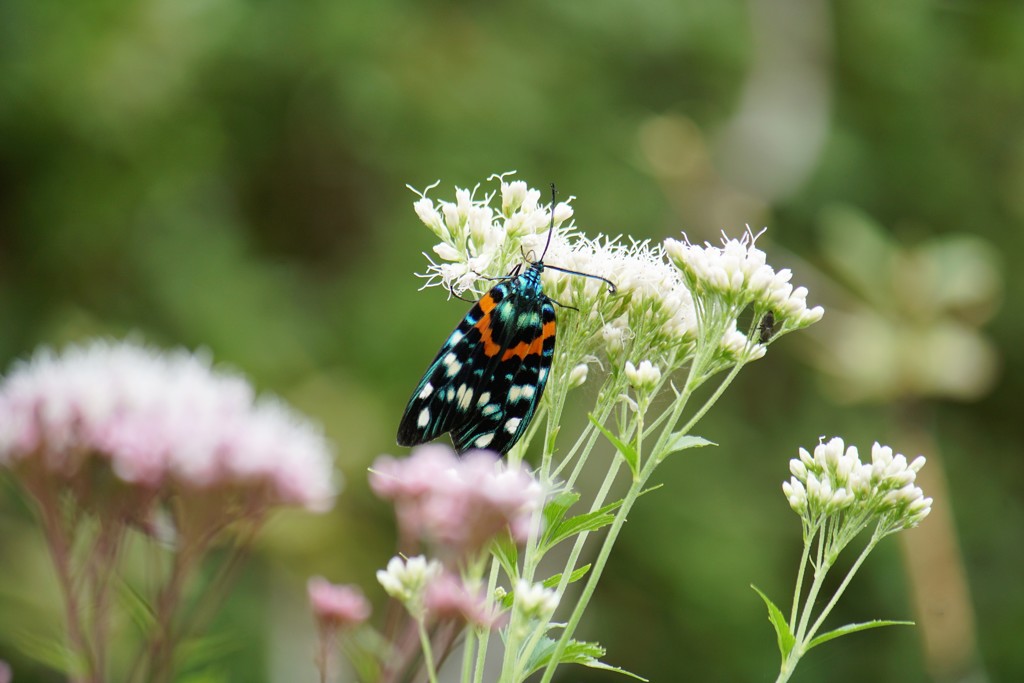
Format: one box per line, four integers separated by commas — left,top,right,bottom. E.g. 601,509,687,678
443,352,462,377
457,384,474,411
418,383,434,399
477,391,491,407
417,408,430,427
504,417,522,434
508,384,536,403
475,433,494,448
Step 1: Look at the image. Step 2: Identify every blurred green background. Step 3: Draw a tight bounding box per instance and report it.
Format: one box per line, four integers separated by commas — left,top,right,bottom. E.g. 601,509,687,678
1,0,1021,681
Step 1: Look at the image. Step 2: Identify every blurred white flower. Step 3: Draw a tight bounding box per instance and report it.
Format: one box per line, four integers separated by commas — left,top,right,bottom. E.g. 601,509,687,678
514,580,559,620
376,555,442,614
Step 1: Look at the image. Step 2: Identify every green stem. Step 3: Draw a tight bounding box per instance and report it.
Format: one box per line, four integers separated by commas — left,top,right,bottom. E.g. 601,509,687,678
794,525,830,643
472,560,502,683
33,485,94,682
461,628,476,683
804,534,881,643
514,421,634,678
788,519,818,631
417,619,440,683
538,460,649,683
670,359,746,447
775,653,798,683
535,350,747,682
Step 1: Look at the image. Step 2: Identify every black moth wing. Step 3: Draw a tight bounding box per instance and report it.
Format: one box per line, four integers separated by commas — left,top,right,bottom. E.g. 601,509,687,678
451,298,555,454
397,280,520,450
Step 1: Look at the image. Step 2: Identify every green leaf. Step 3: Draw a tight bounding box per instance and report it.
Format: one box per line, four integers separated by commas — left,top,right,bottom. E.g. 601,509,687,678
542,564,591,590
542,508,615,551
176,669,231,683
116,577,157,632
657,433,716,463
541,490,652,552
751,585,795,659
524,636,648,680
177,632,241,670
9,629,85,676
588,414,639,477
543,490,582,535
806,619,915,652
491,530,520,582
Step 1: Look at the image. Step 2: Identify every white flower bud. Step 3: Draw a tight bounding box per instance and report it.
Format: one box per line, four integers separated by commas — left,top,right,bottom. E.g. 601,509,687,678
414,197,447,238
433,242,462,262
552,201,573,226
514,580,559,620
625,360,661,392
568,363,589,388
789,458,807,480
502,180,528,215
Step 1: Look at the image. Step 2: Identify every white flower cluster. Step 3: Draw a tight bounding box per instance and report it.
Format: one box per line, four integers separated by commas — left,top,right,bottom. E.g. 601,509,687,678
625,360,662,392
782,437,932,529
412,174,570,297
376,555,442,616
664,227,823,329
410,175,823,382
0,339,337,512
513,579,559,620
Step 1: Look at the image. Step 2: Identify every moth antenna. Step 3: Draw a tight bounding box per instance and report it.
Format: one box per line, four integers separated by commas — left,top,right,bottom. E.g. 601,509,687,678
539,183,557,263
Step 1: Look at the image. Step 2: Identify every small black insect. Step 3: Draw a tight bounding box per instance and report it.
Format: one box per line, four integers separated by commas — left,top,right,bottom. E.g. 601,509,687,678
758,311,777,344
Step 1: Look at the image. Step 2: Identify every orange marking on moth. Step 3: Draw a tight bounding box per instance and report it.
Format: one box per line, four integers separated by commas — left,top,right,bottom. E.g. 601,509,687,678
474,294,503,357
501,319,556,362
478,293,497,313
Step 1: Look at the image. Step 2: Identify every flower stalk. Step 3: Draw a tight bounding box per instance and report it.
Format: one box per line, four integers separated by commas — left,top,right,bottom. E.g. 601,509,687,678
0,340,337,683
351,175,826,682
764,438,932,683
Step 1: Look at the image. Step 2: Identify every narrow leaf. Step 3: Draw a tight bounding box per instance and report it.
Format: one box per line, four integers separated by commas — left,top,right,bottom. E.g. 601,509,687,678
542,510,615,550
658,433,716,463
806,619,915,651
116,577,158,632
177,632,241,669
543,490,582,535
541,494,641,552
751,585,795,659
9,629,85,675
588,414,639,477
542,564,591,590
491,530,519,582
524,636,648,680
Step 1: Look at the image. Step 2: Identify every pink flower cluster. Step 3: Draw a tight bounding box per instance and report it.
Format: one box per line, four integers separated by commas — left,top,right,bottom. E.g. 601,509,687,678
424,572,496,628
307,577,371,629
0,339,337,513
369,445,544,559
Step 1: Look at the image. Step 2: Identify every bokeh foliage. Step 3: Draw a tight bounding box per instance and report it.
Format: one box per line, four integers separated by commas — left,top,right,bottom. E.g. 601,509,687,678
1,0,1022,681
